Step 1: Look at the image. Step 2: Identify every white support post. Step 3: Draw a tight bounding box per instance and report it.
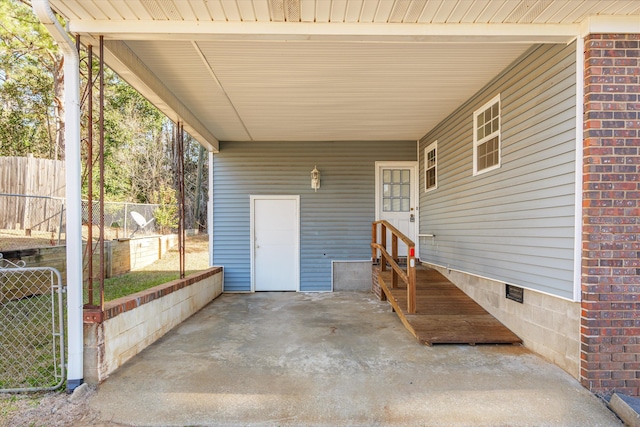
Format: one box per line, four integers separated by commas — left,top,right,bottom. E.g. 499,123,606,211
208,151,214,267
573,36,585,303
32,0,83,392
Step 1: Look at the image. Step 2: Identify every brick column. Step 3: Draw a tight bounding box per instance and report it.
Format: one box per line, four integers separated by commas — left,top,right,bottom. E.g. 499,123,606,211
582,34,640,397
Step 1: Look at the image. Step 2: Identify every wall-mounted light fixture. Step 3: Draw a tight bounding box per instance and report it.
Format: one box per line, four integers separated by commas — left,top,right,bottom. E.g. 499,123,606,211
311,166,320,192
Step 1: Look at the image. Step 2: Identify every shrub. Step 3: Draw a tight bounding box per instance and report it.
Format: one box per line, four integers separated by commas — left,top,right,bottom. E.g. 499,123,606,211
152,185,178,234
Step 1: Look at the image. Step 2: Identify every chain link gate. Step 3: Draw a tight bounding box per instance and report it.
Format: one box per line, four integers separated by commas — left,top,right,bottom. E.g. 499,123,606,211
0,255,65,392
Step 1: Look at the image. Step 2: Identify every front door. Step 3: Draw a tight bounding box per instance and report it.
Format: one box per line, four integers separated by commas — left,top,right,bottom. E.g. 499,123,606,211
375,162,418,257
250,195,299,291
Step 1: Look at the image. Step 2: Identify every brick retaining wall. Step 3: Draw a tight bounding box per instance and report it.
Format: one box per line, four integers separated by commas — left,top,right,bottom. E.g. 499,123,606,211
83,267,223,384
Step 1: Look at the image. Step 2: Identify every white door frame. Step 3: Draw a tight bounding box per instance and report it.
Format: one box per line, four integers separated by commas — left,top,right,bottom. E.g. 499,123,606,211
374,161,419,259
250,195,300,292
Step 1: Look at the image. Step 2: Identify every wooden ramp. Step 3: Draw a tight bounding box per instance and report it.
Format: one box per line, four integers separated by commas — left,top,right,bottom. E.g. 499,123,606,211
378,265,522,345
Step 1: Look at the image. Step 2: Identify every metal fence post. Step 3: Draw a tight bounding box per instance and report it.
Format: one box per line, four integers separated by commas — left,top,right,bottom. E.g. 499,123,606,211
124,202,128,237
57,203,64,246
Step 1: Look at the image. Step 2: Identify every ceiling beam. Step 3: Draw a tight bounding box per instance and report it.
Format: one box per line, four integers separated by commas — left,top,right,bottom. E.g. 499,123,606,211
68,21,580,44
191,41,253,141
100,39,220,152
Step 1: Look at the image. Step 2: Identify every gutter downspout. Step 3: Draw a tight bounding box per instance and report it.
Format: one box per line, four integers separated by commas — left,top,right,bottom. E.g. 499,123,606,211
32,0,83,392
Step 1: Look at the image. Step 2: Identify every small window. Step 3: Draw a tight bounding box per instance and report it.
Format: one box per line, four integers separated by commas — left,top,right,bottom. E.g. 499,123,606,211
382,169,411,212
424,141,437,192
473,94,501,175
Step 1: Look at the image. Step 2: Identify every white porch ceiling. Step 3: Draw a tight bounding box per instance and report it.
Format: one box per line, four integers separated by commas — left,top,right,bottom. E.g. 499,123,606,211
48,1,640,151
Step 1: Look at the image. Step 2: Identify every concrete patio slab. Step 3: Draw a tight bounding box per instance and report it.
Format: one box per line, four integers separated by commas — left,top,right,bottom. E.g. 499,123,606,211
88,292,621,426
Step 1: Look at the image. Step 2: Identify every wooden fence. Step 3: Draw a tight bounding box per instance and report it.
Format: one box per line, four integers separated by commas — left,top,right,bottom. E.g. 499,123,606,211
0,156,65,231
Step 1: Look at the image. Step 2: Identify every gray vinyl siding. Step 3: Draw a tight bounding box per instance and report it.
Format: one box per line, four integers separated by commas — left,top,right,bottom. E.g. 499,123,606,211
213,140,416,292
418,42,577,300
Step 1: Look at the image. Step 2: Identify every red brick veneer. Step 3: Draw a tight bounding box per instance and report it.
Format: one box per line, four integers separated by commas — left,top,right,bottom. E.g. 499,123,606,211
582,34,640,396
371,264,384,300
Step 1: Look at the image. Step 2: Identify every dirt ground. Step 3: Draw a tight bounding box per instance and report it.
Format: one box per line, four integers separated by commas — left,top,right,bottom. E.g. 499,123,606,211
0,386,121,427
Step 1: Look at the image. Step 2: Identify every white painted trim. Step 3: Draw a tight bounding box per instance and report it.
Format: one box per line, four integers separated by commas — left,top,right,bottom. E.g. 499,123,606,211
67,21,579,43
421,261,577,303
208,151,214,268
472,93,501,176
32,0,84,391
416,140,420,189
374,161,420,258
580,16,640,37
424,141,438,193
249,195,300,292
374,161,419,220
191,41,253,141
573,38,584,303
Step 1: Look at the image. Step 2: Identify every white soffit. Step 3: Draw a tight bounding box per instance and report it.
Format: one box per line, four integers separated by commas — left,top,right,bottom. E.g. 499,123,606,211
49,0,640,143
52,0,640,25
123,39,530,141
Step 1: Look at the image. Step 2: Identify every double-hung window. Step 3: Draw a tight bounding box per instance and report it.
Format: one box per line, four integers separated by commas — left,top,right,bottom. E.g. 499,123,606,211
473,94,501,175
424,141,437,192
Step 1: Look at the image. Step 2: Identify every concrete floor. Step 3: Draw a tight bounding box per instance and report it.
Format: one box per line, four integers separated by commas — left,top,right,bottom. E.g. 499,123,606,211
89,292,621,426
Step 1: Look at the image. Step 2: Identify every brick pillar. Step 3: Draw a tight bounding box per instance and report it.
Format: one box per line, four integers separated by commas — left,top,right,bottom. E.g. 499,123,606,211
372,264,385,300
582,34,640,397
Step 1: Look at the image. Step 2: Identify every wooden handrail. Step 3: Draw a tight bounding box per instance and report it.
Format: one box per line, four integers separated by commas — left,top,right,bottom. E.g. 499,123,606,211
371,220,416,314
372,220,413,247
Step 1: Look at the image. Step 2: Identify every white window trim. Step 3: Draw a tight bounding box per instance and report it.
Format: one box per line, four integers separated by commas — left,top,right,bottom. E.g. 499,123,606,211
473,94,501,176
424,141,437,192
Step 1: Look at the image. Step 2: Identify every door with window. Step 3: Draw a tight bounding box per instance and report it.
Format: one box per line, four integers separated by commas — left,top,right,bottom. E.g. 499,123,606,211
375,162,418,257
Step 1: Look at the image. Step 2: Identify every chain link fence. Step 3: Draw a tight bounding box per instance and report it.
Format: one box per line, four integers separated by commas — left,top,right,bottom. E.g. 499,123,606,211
82,200,161,239
0,256,65,392
0,193,174,252
0,193,66,251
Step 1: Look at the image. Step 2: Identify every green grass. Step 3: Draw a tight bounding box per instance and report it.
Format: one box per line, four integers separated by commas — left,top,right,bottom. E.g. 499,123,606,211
0,294,64,391
1,235,209,394
0,395,20,418
104,271,180,300
87,234,209,303
102,269,201,301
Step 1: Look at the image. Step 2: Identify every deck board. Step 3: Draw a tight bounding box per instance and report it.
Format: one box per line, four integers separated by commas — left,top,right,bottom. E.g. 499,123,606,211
378,266,522,345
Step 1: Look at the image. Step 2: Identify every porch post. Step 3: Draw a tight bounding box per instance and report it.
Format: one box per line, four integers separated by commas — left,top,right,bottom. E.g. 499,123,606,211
32,0,84,391
208,151,214,267
581,33,640,397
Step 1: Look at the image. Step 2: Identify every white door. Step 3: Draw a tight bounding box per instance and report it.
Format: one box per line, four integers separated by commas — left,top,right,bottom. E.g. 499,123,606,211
251,195,299,291
375,162,418,257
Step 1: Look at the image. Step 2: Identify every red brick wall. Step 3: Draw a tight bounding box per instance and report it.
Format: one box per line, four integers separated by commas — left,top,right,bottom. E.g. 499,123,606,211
582,33,640,397
372,264,384,300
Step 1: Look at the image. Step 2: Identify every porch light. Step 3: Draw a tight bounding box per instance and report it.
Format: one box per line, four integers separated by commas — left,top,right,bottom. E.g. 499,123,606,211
311,166,320,192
